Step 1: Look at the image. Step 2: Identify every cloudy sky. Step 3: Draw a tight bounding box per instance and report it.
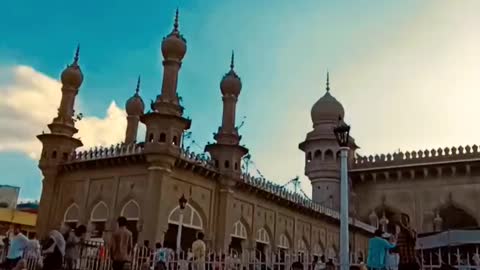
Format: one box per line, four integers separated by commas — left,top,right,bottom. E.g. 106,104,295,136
1,0,479,200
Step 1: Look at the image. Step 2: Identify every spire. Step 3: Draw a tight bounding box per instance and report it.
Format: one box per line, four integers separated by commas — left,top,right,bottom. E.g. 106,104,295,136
326,71,330,92
173,8,179,32
73,44,80,65
135,75,141,94
230,50,235,70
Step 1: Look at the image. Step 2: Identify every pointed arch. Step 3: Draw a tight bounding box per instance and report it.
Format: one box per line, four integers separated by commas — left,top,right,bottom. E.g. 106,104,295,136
324,149,334,160
278,233,290,249
231,220,248,239
64,203,80,223
297,238,307,253
168,203,203,230
90,201,109,222
313,242,325,256
256,227,270,245
437,200,478,230
121,199,140,220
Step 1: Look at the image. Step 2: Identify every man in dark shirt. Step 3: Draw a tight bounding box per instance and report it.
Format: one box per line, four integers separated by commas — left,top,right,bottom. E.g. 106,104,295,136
397,214,419,270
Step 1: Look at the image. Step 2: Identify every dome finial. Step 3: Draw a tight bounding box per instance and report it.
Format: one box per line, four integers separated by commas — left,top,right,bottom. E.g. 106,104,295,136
173,8,179,32
230,50,235,70
73,44,80,64
326,71,330,92
135,75,141,94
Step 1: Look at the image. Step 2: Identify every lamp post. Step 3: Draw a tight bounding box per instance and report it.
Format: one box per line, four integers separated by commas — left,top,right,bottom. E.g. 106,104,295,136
333,116,351,270
176,194,188,253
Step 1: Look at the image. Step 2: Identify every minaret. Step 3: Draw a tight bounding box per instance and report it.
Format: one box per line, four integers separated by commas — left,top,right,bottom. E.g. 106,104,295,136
125,76,145,144
141,8,191,150
139,9,191,243
299,73,357,210
205,52,249,252
36,46,84,238
205,51,249,178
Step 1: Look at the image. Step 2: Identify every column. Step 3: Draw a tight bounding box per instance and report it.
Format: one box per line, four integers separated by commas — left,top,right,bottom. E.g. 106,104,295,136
36,169,58,239
215,184,235,252
339,147,349,270
141,163,170,244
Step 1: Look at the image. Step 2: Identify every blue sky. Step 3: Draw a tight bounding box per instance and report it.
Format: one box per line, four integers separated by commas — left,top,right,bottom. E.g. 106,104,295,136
1,0,479,200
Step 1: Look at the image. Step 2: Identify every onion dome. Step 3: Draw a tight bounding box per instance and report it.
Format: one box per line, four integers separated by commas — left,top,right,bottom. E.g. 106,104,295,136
161,9,187,61
61,45,84,88
126,76,145,116
220,51,242,96
311,72,345,124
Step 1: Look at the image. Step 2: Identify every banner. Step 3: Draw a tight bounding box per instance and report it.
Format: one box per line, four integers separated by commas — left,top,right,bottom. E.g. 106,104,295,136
0,185,20,209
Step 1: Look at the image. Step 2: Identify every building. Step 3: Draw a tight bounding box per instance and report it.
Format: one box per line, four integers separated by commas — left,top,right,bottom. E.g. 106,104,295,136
0,193,38,238
35,10,374,257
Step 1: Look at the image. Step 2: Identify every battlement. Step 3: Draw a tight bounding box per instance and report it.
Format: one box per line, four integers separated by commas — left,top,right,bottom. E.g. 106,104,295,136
354,145,480,169
240,173,374,233
68,143,216,169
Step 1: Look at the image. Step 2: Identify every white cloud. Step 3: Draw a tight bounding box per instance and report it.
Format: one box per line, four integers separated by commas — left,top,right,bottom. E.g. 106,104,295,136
0,65,127,159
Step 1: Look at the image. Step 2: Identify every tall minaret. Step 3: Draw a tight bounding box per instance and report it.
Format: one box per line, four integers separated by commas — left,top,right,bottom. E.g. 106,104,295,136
140,9,192,243
125,76,145,144
299,73,357,210
205,52,249,178
36,46,84,238
205,52,249,252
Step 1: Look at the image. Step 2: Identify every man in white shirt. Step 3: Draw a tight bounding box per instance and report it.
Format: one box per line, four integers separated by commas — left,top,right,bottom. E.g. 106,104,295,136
6,224,29,269
191,232,206,270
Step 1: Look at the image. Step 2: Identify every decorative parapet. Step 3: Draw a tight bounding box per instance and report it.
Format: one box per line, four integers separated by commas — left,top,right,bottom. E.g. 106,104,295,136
69,143,144,161
178,149,216,170
354,145,480,169
68,143,217,170
240,173,375,233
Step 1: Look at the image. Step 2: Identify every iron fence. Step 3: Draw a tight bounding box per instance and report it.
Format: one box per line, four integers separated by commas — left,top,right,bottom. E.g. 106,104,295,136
2,241,480,269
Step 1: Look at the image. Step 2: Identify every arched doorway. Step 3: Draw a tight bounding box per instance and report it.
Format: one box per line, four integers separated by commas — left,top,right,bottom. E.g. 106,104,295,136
230,221,248,254
90,201,109,239
121,200,140,244
297,238,307,262
165,204,203,251
439,204,478,230
255,228,271,262
64,203,80,229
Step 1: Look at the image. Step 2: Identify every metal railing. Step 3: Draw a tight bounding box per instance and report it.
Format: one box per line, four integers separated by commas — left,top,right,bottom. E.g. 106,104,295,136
3,242,480,270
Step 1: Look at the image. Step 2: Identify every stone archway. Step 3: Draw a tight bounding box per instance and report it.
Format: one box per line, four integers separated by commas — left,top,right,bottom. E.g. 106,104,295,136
164,203,203,251
63,203,80,229
120,199,140,243
230,220,248,254
438,203,478,230
90,201,109,239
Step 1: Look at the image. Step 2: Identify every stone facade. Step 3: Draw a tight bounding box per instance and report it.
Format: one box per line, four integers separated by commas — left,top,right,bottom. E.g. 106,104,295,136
352,147,480,234
35,10,373,257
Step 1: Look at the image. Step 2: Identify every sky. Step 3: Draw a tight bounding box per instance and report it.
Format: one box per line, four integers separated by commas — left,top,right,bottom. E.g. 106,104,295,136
0,0,479,200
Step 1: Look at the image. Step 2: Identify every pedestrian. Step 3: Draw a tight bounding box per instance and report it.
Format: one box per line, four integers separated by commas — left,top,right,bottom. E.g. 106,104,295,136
396,215,419,270
42,229,66,270
4,224,29,270
192,232,206,270
366,229,396,270
65,225,87,270
110,216,133,270
154,242,168,270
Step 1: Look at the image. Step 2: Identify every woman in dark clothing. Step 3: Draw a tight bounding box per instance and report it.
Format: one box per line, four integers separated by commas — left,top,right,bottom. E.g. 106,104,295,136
42,230,66,270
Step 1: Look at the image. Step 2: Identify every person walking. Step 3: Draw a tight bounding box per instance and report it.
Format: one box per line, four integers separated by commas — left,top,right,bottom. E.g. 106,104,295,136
366,229,396,270
396,215,419,270
42,230,66,270
192,232,206,270
65,225,87,270
110,216,133,270
4,224,29,270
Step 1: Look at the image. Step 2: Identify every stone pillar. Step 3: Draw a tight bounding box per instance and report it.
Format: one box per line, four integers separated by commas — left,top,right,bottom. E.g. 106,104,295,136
141,161,171,244
36,168,58,239
215,182,236,252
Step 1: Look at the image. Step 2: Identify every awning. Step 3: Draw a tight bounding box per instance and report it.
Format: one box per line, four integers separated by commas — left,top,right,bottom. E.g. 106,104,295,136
417,230,480,250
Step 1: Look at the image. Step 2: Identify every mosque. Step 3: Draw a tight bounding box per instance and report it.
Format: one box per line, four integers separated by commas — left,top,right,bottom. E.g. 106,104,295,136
35,10,480,255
